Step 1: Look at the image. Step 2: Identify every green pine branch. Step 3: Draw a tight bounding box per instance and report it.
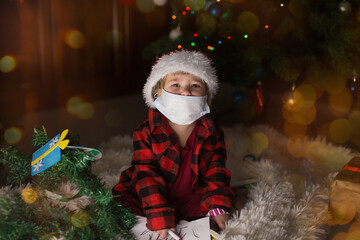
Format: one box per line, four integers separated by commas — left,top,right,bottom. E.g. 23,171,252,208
0,128,136,239
144,0,360,85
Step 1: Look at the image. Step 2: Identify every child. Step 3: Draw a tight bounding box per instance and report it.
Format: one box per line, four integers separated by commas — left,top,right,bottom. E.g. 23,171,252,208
112,50,234,239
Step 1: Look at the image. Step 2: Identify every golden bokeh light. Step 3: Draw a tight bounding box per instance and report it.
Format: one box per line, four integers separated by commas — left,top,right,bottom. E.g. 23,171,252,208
296,84,316,108
66,97,83,115
328,88,353,117
71,211,91,228
329,118,352,144
4,126,23,144
185,0,205,11
284,121,307,137
293,105,316,125
328,201,356,226
21,187,38,204
65,30,86,49
247,132,269,155
349,110,360,136
77,102,94,120
237,11,260,34
347,231,360,240
137,0,155,12
146,8,166,29
282,90,304,112
0,55,16,73
106,30,123,47
286,135,309,158
66,97,95,120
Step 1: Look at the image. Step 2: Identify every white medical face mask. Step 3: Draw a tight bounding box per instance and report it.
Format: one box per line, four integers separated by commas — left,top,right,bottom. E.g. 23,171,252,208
153,90,210,125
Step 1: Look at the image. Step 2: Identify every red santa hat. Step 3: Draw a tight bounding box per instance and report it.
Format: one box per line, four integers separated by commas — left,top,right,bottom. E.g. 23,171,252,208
143,50,219,108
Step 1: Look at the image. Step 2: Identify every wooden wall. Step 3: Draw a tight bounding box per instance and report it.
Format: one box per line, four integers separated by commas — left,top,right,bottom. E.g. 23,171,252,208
0,0,170,123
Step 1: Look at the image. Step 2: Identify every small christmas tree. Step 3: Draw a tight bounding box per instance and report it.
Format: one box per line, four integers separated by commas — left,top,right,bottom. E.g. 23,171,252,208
0,128,135,240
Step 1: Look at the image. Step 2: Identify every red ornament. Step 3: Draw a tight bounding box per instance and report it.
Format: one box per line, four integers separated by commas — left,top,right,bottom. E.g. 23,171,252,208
254,81,264,114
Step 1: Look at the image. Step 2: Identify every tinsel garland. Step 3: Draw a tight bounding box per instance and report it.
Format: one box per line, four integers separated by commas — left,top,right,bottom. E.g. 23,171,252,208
0,128,136,240
143,0,360,87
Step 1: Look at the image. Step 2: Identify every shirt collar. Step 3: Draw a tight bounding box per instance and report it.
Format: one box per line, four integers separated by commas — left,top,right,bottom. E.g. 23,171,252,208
148,108,167,132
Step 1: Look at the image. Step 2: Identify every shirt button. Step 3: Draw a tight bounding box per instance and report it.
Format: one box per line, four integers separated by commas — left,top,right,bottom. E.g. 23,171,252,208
171,166,177,173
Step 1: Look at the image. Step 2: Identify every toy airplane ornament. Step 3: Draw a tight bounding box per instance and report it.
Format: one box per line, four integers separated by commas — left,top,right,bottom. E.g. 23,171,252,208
31,129,102,176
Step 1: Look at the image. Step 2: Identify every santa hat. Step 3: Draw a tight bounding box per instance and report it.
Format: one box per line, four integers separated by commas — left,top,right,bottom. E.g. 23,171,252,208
143,50,219,108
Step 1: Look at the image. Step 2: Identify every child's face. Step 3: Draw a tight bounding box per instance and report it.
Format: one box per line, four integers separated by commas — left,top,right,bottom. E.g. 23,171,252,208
158,73,206,97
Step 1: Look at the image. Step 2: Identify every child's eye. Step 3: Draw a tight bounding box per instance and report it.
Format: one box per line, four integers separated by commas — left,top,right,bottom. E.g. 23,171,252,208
191,84,201,88
171,83,180,87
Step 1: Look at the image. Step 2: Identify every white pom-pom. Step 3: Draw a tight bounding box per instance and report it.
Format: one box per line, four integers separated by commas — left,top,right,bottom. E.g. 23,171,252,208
169,27,182,40
154,0,167,7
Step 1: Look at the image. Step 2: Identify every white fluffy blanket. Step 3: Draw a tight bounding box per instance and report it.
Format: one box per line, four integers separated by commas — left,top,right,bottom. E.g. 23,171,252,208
92,124,358,240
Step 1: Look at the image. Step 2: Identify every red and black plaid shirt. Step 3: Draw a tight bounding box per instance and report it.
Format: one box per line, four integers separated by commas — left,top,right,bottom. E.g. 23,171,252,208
113,108,233,230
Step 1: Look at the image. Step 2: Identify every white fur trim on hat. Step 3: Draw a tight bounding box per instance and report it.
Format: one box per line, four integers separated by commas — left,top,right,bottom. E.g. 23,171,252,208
143,50,219,108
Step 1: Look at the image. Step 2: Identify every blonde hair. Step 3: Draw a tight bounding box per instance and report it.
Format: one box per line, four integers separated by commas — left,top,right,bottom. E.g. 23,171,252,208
151,78,165,99
151,71,210,103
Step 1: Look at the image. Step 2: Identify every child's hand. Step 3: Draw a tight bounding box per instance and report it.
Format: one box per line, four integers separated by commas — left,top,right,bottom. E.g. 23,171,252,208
213,214,230,230
154,228,176,239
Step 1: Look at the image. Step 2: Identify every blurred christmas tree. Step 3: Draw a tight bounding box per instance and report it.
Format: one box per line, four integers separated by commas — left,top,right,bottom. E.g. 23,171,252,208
0,128,135,240
143,0,360,88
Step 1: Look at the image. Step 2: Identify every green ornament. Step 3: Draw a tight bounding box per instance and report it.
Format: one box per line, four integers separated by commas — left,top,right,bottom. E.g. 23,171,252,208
71,211,91,228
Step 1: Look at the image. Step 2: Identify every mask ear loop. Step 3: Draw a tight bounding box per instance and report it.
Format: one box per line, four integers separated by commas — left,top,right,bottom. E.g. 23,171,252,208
153,92,158,99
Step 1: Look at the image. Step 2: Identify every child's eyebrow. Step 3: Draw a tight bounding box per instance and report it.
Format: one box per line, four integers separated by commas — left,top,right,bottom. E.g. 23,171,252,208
192,78,204,83
166,77,180,82
165,76,204,83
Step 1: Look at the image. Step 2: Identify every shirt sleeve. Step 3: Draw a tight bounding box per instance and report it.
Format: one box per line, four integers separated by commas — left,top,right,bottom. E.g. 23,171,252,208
130,127,176,231
199,129,234,213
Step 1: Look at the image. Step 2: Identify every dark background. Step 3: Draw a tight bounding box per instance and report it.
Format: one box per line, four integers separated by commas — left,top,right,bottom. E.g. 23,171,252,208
0,0,171,122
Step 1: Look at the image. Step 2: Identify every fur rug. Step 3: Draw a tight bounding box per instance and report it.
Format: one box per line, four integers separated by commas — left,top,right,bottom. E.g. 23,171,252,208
220,160,333,240
1,124,356,239
92,124,359,240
